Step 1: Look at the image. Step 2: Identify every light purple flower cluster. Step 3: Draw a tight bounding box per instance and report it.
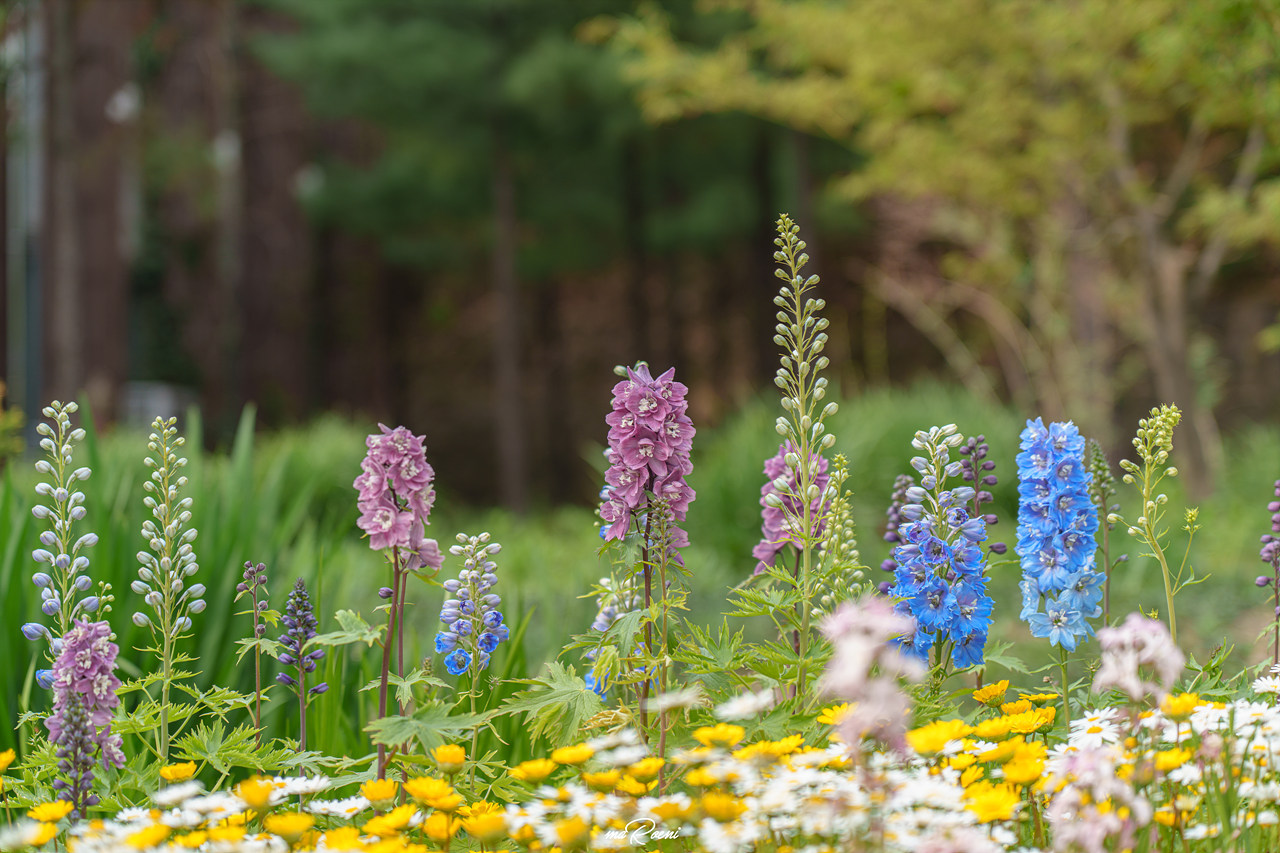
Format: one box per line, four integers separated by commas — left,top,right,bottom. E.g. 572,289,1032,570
45,620,124,813
751,441,832,576
598,365,696,543
354,424,444,572
1092,612,1184,702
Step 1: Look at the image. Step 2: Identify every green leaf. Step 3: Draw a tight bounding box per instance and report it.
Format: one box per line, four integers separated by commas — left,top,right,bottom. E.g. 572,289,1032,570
497,662,604,747
364,702,491,751
309,609,383,649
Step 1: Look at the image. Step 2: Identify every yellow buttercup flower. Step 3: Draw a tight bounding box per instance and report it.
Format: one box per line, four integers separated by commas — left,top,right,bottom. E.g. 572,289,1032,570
422,813,461,843
321,827,364,851
27,801,75,822
31,824,58,847
174,831,208,848
462,812,507,844
160,761,197,782
948,753,977,771
960,765,985,788
264,813,315,844
615,775,655,797
0,748,15,773
404,776,458,809
550,744,594,766
999,699,1033,716
1021,692,1059,706
1161,692,1200,722
581,770,621,793
684,768,718,787
692,724,745,748
552,816,588,847
127,824,172,849
973,717,1013,741
207,825,247,843
509,758,558,784
626,757,665,782
235,776,275,810
978,739,1021,765
361,778,400,807
1155,747,1193,772
363,805,417,837
1002,755,1045,785
651,799,693,822
431,744,467,774
964,781,1021,823
1007,707,1055,735
701,792,747,823
816,703,850,726
906,719,974,756
973,680,1009,706
459,801,503,818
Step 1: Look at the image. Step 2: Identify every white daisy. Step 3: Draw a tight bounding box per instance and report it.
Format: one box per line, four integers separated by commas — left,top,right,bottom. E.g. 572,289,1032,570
714,689,775,721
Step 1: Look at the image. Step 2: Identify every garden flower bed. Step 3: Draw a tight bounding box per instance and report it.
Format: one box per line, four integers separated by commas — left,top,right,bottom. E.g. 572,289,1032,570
3,217,1278,852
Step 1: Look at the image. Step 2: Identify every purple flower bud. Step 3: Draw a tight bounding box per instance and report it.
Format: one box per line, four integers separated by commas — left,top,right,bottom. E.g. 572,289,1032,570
377,587,394,599
1258,576,1273,587
42,598,60,616
32,572,53,588
22,622,49,641
79,597,100,613
309,683,329,696
277,673,297,687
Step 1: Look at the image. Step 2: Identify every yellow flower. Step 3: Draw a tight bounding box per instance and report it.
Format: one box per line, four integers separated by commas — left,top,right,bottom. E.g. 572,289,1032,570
552,816,588,848
906,719,974,756
404,776,460,811
999,699,1033,716
1155,747,1193,772
1021,692,1059,706
816,703,850,726
31,824,58,847
0,748,15,773
626,757,665,782
692,724,745,748
972,717,1013,741
459,801,503,818
431,744,467,774
581,770,621,793
684,768,718,787
948,753,977,771
422,813,460,843
978,739,1020,765
27,801,75,822
972,680,1009,706
321,827,365,851
363,805,418,837
1003,756,1045,785
127,824,172,849
1161,692,1200,722
550,744,594,766
361,778,400,807
650,799,693,823
462,812,507,844
509,758,559,784
174,831,208,848
235,776,276,810
615,775,655,797
1153,807,1177,827
960,765,985,788
207,825,247,843
701,792,747,823
1007,707,1055,735
964,781,1021,823
160,761,197,782
264,813,316,844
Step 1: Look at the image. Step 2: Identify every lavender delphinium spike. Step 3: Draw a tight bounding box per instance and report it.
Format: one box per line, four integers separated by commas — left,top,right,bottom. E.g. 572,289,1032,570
45,620,124,817
879,474,916,594
24,402,102,689
277,578,326,751
958,434,1006,556
752,441,832,577
1257,480,1280,667
436,533,509,676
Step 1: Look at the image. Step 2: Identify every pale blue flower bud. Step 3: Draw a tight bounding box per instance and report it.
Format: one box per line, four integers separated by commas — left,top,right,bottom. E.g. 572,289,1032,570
21,622,49,641
73,575,91,591
41,598,60,616
32,549,53,564
79,596,100,613
74,533,98,550
32,573,52,588
132,612,151,628
31,505,51,519
188,599,206,614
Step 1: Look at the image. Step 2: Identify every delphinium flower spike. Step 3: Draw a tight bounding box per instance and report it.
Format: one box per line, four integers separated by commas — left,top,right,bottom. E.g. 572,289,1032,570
23,402,102,689
354,423,444,778
277,578,326,751
887,424,993,671
436,533,509,677
879,474,916,594
958,434,1005,556
1257,480,1280,667
235,561,270,745
752,440,832,577
45,620,124,818
132,416,202,762
1085,439,1120,625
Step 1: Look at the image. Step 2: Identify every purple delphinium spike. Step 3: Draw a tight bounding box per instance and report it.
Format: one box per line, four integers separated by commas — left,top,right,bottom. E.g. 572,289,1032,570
879,474,916,594
1258,480,1280,666
436,533,508,676
27,402,100,680
235,561,270,745
277,578,325,751
45,620,124,817
597,363,696,546
751,441,832,577
958,434,1006,556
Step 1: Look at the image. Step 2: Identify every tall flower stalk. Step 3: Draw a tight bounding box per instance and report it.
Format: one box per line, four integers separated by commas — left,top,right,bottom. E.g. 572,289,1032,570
760,214,840,698
45,620,124,817
234,561,270,746
132,417,203,763
1085,439,1119,625
354,424,444,778
1256,480,1280,667
23,401,102,688
277,578,326,751
1108,405,1196,646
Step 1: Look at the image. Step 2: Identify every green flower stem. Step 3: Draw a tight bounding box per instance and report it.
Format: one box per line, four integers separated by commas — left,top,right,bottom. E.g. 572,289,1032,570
376,547,403,779
1058,646,1071,732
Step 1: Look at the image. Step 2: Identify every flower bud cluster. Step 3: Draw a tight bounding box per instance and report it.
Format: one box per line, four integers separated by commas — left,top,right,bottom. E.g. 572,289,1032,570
235,561,269,639
133,418,203,640
354,424,444,573
277,578,327,696
45,619,124,813
1015,419,1101,652
597,364,695,544
583,575,641,696
751,440,832,575
24,402,100,688
887,425,992,668
1256,480,1280,610
879,473,917,592
436,533,509,676
958,434,1006,556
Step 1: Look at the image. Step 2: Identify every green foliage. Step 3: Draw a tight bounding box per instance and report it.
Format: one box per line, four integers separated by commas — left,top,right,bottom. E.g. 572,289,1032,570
499,662,604,748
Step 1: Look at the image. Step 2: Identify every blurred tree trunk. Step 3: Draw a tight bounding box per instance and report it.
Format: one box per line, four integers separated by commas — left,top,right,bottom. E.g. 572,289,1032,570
44,0,81,403
492,125,527,513
212,0,243,416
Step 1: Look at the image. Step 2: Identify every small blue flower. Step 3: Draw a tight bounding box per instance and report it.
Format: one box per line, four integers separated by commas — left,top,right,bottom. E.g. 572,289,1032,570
445,648,472,675
435,632,457,654
1027,601,1088,651
36,669,55,689
477,631,499,654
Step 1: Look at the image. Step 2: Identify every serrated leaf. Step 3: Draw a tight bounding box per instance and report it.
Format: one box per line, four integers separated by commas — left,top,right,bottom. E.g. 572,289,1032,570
234,637,284,665
309,609,383,649
497,662,604,747
364,702,490,751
